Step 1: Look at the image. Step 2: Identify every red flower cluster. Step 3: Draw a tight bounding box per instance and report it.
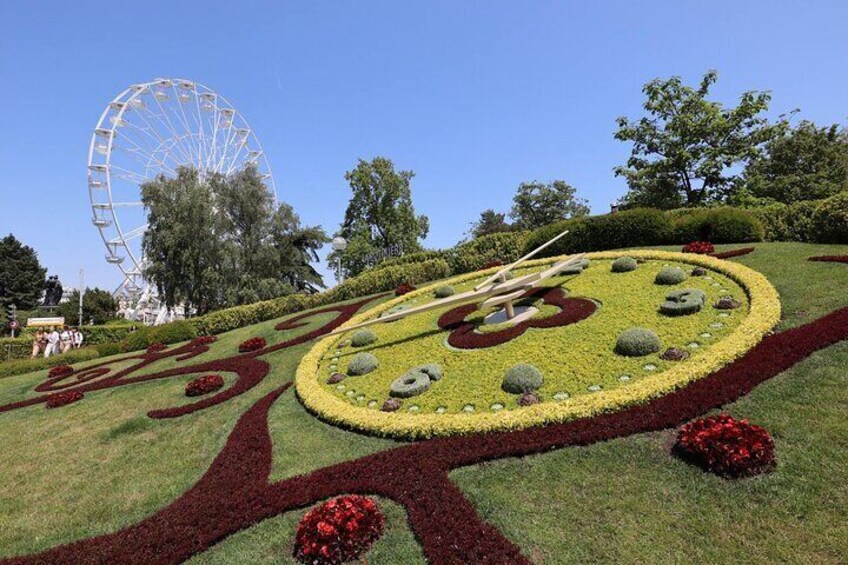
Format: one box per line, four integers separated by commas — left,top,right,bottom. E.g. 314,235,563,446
46,390,84,409
147,342,167,354
711,247,755,259
682,241,715,254
293,495,386,565
185,375,225,397
394,283,416,296
192,335,218,346
47,365,74,379
478,259,504,271
674,413,776,478
238,337,266,353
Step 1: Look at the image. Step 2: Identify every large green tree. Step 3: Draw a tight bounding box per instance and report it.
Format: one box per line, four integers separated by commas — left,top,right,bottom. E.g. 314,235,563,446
743,120,848,204
58,288,119,325
334,157,429,277
0,234,47,310
510,180,589,230
614,70,786,208
469,209,512,239
141,165,328,315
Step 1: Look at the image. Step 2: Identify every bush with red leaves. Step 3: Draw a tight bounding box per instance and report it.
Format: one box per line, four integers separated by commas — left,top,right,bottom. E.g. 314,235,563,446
293,495,386,565
46,390,84,409
478,259,504,271
238,337,266,352
673,413,776,478
192,335,218,346
47,365,74,378
394,283,416,296
682,241,715,254
185,375,225,397
147,342,167,354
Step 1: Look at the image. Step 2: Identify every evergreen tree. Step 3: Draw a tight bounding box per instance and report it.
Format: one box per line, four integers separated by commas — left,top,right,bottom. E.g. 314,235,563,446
0,234,47,310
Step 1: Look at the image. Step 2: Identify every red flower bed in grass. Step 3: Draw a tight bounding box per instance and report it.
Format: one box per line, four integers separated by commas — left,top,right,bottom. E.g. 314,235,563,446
673,414,775,478
710,247,755,259
438,287,596,349
192,335,218,346
238,337,266,353
809,255,848,264
147,342,166,354
682,241,715,254
394,283,416,296
185,375,225,397
45,390,84,409
47,365,73,378
293,495,386,564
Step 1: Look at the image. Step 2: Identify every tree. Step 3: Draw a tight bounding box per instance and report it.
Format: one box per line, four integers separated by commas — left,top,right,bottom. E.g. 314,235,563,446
743,120,848,204
509,181,590,230
334,157,430,277
58,288,119,325
0,234,47,310
614,70,786,208
469,209,512,239
142,166,328,315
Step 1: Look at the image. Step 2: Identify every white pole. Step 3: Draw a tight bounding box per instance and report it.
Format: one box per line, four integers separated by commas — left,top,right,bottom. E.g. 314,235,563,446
79,268,85,327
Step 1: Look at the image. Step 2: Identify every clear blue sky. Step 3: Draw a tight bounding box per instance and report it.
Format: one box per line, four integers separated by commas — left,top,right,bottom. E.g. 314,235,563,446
1,1,846,291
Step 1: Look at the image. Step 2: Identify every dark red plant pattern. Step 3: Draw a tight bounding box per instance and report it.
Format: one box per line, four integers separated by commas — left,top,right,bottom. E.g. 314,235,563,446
147,342,167,354
293,495,386,564
437,287,597,349
808,255,848,264
478,259,504,270
45,390,84,409
47,365,73,379
673,414,775,478
238,337,266,352
710,247,756,259
185,375,225,397
3,257,848,564
683,241,715,254
394,283,416,296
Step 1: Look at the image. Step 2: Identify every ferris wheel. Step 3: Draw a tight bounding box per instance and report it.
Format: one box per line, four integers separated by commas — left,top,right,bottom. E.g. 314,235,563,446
86,78,277,323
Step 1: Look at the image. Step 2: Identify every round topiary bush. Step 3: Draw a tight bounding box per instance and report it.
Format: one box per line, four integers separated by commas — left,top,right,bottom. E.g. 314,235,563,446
502,364,544,394
292,495,386,565
347,352,379,376
350,329,377,347
615,327,661,357
389,369,432,398
611,256,638,273
559,264,584,276
434,285,455,298
659,288,706,316
660,347,690,361
714,296,742,310
655,266,688,285
673,414,776,478
418,363,443,381
381,398,402,412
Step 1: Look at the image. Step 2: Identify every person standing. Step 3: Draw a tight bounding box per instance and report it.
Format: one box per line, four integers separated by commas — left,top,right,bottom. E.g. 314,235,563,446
60,326,73,354
72,328,84,349
45,326,60,358
31,327,46,358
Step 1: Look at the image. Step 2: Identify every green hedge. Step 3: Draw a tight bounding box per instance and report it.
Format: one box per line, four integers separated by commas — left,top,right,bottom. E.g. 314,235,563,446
0,337,32,361
0,347,101,379
747,192,848,243
446,232,529,274
118,320,199,352
669,207,764,243
376,250,448,269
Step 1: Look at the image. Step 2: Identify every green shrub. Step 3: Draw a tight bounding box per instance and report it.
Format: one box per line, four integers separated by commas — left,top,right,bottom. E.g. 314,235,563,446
811,192,848,243
351,329,377,347
118,320,198,353
502,364,544,394
418,363,443,381
0,347,100,379
376,250,447,269
615,328,661,357
96,342,123,357
389,367,432,398
434,285,455,298
655,266,688,285
659,288,706,316
669,207,764,243
611,256,638,272
446,232,528,274
347,352,379,376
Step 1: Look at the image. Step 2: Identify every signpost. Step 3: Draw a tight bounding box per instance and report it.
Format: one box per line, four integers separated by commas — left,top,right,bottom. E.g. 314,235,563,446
8,319,18,338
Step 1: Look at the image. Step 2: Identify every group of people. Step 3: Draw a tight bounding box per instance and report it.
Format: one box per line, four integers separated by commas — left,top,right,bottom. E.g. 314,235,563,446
30,326,84,358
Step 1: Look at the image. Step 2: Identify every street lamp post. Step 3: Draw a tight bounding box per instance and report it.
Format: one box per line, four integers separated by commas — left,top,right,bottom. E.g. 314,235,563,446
331,237,347,283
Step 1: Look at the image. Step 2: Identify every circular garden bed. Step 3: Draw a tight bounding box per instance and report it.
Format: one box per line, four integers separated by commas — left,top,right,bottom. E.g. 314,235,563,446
297,250,780,439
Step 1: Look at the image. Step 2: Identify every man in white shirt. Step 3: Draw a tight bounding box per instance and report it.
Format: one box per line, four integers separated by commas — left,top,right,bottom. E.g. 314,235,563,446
45,327,60,358
60,326,73,354
73,328,84,349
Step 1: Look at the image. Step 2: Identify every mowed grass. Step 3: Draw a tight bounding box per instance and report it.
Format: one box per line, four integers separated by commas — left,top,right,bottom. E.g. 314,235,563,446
1,243,847,563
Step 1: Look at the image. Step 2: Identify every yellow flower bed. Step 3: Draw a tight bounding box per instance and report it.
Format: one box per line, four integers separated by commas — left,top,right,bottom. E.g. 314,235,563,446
296,250,780,439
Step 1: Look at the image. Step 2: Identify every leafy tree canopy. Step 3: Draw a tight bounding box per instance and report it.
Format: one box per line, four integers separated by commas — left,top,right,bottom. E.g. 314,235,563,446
510,180,590,230
469,209,512,239
142,166,327,315
334,157,429,277
58,288,119,325
614,70,786,208
742,120,848,204
0,234,47,310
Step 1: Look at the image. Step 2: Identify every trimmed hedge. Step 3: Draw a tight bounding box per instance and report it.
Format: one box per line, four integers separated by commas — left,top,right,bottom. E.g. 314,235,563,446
669,207,764,243
745,192,848,243
446,232,528,274
0,347,100,379
119,321,198,353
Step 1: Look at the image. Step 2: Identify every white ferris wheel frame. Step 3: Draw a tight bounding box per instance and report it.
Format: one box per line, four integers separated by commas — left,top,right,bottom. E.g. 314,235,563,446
86,78,277,305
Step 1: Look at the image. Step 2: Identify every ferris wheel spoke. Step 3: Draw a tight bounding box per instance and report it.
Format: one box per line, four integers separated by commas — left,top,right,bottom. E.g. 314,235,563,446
146,87,198,165
170,82,204,165
112,131,180,177
133,105,195,167
126,104,195,170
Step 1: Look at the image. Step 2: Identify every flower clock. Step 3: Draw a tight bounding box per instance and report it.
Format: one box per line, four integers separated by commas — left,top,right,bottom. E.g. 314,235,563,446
293,495,386,564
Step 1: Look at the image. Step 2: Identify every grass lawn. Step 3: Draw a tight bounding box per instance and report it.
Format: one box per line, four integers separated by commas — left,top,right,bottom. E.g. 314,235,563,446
1,242,846,563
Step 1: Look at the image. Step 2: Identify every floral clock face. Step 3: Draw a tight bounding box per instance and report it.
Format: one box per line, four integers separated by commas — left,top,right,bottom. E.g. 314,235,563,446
296,251,780,439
